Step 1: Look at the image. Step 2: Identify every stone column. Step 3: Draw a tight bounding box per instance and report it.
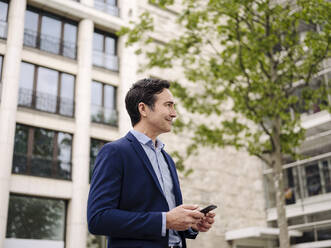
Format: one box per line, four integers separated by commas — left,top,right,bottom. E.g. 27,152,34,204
0,0,26,247
66,18,93,248
118,0,138,135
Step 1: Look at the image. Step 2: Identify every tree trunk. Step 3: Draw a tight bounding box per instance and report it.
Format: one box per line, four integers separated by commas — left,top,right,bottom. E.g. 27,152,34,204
273,152,290,248
272,120,290,248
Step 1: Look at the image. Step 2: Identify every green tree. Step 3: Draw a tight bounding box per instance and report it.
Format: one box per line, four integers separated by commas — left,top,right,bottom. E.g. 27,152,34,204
119,0,331,247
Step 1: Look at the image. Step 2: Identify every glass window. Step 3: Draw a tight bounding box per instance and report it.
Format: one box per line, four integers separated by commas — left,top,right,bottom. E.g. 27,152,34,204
0,1,8,21
91,81,117,126
305,163,322,196
317,226,331,240
18,62,35,107
18,62,75,117
63,23,77,58
57,132,72,179
12,125,29,174
24,10,39,47
91,81,103,123
93,30,118,70
0,1,8,39
6,195,66,243
90,138,107,182
60,73,75,116
36,67,59,113
12,124,72,180
322,160,331,193
106,0,116,5
40,16,62,54
93,32,104,52
105,36,116,55
94,0,119,16
284,167,300,205
32,128,55,177
23,7,77,59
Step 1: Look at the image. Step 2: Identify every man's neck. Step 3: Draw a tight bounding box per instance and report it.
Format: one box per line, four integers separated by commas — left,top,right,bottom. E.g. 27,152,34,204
133,125,158,145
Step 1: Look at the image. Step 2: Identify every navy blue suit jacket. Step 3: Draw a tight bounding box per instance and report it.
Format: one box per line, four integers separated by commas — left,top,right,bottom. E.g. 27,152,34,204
87,132,197,248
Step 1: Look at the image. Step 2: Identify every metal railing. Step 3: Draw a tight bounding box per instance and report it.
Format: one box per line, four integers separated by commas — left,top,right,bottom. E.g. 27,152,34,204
94,0,119,17
23,28,77,59
91,104,118,126
12,153,72,180
92,50,119,71
264,155,331,209
18,87,74,117
0,20,8,39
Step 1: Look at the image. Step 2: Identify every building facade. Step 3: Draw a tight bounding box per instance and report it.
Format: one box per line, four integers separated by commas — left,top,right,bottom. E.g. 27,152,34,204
1,1,329,248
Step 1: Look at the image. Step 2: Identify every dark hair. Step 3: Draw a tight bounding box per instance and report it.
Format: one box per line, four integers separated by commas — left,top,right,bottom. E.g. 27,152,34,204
125,78,170,126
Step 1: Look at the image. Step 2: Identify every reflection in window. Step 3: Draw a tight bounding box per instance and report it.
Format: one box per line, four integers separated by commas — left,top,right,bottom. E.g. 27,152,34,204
93,30,118,71
18,62,75,117
12,124,72,180
90,138,107,182
305,163,322,196
284,167,299,205
0,0,8,39
23,7,77,59
6,195,66,246
91,81,117,126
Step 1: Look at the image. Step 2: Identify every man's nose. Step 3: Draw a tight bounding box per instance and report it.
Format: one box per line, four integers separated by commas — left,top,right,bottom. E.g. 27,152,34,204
170,108,177,118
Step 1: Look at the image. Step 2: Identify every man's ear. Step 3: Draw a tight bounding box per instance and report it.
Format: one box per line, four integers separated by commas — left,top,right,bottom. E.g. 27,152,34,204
138,102,147,117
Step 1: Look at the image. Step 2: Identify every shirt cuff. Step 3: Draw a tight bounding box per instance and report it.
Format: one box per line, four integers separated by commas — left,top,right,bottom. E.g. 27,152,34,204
161,212,166,237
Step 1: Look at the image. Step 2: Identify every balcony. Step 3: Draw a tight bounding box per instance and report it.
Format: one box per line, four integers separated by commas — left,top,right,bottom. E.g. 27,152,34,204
94,0,119,17
93,50,119,71
18,87,74,117
264,154,331,209
23,28,77,59
91,104,118,126
0,20,7,39
12,153,71,180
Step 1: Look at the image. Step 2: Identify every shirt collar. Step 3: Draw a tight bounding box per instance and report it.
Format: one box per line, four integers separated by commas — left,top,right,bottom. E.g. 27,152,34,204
130,129,165,150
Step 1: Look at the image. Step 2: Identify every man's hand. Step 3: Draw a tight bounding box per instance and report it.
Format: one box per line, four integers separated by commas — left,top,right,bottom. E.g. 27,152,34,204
191,212,216,232
166,205,204,231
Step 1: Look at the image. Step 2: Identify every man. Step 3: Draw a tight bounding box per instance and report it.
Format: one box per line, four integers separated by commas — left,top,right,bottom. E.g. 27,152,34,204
87,78,215,248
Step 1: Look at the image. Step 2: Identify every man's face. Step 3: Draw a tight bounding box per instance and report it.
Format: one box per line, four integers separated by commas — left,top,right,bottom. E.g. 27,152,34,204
145,89,177,134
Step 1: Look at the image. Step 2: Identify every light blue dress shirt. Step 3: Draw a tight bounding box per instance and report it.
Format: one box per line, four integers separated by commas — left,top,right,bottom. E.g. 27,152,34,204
130,130,182,247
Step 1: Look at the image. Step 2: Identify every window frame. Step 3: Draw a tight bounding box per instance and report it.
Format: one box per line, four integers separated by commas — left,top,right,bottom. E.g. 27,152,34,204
12,124,73,180
18,61,76,117
23,6,78,59
91,80,117,126
6,193,67,242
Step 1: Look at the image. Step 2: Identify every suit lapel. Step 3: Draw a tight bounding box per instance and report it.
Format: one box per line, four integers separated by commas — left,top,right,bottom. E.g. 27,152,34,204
161,150,182,205
126,132,166,199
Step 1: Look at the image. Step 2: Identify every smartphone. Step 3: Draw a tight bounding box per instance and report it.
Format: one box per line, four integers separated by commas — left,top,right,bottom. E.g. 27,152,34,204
200,204,217,214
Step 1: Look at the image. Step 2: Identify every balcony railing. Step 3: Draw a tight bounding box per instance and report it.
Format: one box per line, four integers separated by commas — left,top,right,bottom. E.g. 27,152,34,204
91,104,118,126
12,153,72,180
264,155,331,208
18,87,74,117
23,28,77,59
93,50,119,71
94,0,119,17
0,20,8,39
